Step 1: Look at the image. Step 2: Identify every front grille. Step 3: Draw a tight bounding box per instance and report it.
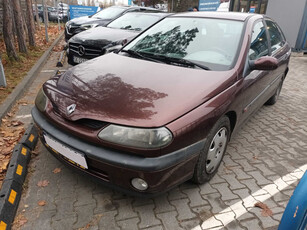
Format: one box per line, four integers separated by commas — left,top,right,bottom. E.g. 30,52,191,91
51,103,108,130
75,119,108,130
69,42,103,58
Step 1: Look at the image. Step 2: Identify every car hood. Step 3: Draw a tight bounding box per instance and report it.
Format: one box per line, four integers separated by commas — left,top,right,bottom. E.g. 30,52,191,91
69,16,109,26
69,27,138,47
44,53,236,127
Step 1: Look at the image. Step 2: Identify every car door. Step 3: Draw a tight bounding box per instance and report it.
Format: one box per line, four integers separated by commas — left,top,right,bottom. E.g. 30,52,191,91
264,19,290,87
239,19,273,122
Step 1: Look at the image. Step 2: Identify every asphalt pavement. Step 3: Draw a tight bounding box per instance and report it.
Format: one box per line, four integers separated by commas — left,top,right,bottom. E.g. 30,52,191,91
9,52,307,230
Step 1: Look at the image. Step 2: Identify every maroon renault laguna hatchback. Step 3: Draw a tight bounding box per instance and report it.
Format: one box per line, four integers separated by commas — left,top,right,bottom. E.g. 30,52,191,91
32,12,291,196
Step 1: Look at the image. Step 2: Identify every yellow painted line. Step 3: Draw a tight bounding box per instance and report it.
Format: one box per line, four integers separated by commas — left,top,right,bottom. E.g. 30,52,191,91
21,147,27,156
28,134,35,142
0,221,7,230
16,165,23,176
8,189,17,205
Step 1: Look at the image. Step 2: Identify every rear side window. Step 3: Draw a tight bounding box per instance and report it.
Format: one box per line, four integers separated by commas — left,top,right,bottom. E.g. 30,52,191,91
265,20,284,53
249,21,269,60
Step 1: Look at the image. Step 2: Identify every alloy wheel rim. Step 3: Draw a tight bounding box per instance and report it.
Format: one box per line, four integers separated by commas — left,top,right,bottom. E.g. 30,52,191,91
206,127,228,174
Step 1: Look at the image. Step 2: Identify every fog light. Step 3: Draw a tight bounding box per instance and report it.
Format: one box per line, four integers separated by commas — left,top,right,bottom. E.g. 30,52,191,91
131,178,148,191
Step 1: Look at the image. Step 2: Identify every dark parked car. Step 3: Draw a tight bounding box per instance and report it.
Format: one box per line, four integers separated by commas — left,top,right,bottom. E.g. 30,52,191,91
65,6,162,41
33,5,58,22
67,12,170,65
33,12,291,196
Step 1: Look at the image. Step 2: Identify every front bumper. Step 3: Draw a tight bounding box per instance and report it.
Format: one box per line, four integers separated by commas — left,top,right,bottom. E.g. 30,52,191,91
32,107,204,196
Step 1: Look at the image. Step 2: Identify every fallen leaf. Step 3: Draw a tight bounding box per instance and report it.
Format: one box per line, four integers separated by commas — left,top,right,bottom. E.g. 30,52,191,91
18,216,28,226
0,159,9,171
13,214,28,228
2,147,12,155
37,180,49,187
254,202,273,217
11,120,24,126
38,200,47,206
52,168,61,174
32,150,39,156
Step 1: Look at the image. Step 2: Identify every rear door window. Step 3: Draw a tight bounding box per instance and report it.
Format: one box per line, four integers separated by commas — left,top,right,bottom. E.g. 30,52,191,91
265,20,285,53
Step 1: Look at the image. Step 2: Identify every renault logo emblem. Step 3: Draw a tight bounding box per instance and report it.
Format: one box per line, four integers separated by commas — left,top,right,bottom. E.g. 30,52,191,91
67,104,76,115
78,45,85,56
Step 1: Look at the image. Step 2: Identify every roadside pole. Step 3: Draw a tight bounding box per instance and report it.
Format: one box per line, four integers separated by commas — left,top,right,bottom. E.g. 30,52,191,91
56,0,61,31
0,58,6,88
42,0,49,42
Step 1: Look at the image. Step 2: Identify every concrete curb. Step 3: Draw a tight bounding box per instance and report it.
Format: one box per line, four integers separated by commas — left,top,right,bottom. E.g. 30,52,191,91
0,32,64,126
0,124,38,230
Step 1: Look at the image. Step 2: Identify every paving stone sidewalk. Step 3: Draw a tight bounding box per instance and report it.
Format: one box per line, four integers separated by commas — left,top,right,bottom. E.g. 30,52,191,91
12,56,307,230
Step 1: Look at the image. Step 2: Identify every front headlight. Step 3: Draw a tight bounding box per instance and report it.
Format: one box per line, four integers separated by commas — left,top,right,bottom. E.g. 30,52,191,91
105,39,128,53
98,125,173,149
35,88,49,112
105,44,123,53
80,23,98,30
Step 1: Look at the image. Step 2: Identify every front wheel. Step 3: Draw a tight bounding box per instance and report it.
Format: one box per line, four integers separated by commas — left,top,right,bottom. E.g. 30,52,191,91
192,116,230,184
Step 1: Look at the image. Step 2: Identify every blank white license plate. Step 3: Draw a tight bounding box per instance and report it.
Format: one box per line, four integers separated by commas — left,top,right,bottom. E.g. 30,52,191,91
73,56,87,64
43,134,88,169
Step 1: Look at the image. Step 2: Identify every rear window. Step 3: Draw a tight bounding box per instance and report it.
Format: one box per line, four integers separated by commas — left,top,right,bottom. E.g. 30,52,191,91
92,7,126,20
107,14,161,32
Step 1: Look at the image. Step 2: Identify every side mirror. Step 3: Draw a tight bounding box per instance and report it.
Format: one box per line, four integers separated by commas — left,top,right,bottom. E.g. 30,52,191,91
249,56,278,71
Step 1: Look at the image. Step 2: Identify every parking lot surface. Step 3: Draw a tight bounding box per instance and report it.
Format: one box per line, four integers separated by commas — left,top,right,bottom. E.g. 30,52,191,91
13,55,307,230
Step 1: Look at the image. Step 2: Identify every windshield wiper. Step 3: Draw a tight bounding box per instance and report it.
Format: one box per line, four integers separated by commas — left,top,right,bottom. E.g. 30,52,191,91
151,55,211,70
121,50,164,64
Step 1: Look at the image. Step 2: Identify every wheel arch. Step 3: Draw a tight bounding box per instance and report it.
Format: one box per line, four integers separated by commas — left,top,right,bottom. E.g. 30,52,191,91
284,67,289,79
225,111,237,134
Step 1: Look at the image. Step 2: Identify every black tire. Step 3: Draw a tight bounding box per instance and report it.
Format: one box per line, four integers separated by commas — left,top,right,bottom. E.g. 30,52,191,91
265,78,284,106
192,116,231,184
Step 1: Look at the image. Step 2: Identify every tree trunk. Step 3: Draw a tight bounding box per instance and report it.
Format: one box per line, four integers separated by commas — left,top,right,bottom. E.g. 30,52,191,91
26,0,36,46
12,0,28,53
34,0,41,30
3,0,19,60
22,8,29,40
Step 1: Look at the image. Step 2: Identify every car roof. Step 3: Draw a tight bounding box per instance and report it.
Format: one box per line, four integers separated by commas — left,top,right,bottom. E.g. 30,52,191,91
110,5,163,12
172,11,262,21
123,12,172,18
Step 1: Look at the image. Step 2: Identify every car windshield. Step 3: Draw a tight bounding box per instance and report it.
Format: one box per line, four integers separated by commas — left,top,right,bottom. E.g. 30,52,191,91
92,7,126,20
124,17,244,71
107,14,161,31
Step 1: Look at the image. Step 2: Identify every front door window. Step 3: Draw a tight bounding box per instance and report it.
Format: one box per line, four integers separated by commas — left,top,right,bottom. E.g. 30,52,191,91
249,21,269,60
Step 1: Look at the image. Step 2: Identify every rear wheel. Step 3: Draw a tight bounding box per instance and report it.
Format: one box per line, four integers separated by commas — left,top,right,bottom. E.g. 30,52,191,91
192,116,230,184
